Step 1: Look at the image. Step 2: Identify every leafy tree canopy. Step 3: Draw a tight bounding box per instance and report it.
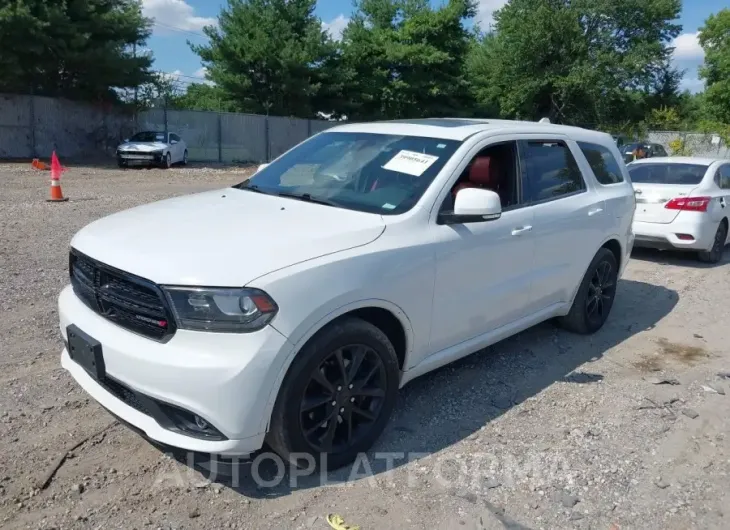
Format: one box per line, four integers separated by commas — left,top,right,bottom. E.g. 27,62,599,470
192,0,339,118
339,0,477,120
468,0,682,127
0,0,153,101
699,8,730,123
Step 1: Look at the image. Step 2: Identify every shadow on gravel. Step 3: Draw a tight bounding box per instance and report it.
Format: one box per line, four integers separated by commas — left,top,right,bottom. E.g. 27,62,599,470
169,278,678,499
630,246,730,268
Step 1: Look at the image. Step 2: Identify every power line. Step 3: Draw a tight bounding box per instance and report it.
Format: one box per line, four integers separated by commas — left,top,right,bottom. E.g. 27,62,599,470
152,21,209,39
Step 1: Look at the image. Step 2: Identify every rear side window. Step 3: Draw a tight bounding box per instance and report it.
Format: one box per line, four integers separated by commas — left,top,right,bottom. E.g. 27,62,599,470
628,163,708,185
720,165,730,189
521,140,586,202
578,142,624,185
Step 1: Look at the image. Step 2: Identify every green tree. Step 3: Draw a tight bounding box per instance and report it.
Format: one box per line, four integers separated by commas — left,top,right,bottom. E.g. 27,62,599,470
171,83,238,112
698,9,730,123
339,0,477,120
0,0,153,101
192,0,339,118
468,0,682,127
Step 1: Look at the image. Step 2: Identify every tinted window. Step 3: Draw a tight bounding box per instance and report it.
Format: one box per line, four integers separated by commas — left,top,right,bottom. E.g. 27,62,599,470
170,134,180,142
628,163,708,185
578,142,624,185
522,141,586,202
720,165,730,189
237,132,462,215
652,145,668,157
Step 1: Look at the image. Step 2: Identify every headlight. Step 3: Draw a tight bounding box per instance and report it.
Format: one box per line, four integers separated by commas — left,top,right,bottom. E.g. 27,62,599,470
162,287,278,333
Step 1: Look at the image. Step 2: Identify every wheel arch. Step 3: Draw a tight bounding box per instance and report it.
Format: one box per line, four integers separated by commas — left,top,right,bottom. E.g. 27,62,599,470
565,235,624,310
260,299,413,433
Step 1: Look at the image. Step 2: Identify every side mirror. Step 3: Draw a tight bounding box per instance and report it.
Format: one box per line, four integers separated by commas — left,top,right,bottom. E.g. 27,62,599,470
170,140,178,145
123,138,129,143
438,188,502,225
257,163,269,172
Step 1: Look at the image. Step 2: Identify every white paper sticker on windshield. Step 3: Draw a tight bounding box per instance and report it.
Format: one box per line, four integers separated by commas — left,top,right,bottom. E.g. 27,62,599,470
382,150,439,177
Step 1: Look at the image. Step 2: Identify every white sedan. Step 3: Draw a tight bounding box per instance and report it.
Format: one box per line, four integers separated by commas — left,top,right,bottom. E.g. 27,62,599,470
628,157,730,263
116,131,188,169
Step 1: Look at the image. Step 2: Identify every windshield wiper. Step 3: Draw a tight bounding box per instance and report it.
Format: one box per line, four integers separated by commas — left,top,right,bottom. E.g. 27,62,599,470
234,181,268,194
275,191,340,208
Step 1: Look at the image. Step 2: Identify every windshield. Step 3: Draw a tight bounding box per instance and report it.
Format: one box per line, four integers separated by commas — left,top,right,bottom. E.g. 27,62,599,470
235,132,462,215
130,132,166,142
628,163,708,185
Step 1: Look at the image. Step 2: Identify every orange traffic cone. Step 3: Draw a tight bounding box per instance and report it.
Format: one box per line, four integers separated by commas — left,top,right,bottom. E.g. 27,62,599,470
31,158,48,170
47,151,68,202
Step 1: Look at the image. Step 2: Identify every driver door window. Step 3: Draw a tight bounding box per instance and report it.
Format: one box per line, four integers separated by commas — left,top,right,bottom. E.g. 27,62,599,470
442,141,523,212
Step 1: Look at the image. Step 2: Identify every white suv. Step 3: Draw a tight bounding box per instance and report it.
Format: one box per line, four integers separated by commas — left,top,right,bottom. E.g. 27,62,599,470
59,118,635,470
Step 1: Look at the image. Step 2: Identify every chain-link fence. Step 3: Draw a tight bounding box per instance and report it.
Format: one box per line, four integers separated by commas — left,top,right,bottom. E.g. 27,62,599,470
647,131,730,159
0,93,135,159
137,108,337,164
2,93,728,163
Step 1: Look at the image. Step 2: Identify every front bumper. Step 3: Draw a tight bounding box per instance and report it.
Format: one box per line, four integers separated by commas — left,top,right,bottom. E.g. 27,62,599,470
59,285,293,456
633,214,715,251
117,151,165,164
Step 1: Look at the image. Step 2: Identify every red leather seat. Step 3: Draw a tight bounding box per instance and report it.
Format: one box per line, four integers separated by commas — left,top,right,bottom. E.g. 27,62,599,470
452,156,500,196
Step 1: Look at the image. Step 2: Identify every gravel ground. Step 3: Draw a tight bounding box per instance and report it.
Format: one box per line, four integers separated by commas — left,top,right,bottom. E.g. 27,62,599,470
1,162,729,530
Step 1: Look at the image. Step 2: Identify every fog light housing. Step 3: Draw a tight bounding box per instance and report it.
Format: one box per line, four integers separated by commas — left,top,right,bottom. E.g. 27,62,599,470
156,403,226,440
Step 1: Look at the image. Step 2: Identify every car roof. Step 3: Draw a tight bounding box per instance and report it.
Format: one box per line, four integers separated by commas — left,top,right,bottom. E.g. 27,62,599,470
325,118,612,142
628,156,721,166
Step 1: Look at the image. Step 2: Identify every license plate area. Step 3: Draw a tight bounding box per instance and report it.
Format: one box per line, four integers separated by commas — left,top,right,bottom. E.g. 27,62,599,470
67,325,106,380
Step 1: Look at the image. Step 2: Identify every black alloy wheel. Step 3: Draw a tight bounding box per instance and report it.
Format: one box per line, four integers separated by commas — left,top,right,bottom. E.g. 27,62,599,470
558,247,619,334
299,344,387,453
267,318,399,471
585,260,616,328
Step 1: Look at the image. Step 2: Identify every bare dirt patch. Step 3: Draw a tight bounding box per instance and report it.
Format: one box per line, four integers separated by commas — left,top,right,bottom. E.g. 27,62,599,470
1,163,730,530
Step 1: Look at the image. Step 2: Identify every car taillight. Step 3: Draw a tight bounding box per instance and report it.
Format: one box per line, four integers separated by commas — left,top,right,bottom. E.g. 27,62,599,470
664,196,711,212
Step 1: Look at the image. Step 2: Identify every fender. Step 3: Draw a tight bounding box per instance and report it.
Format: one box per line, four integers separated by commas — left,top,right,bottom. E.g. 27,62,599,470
564,234,625,310
258,298,415,434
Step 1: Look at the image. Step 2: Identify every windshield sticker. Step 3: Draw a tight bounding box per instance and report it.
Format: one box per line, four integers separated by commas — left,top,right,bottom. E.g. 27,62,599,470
382,203,396,210
382,150,439,176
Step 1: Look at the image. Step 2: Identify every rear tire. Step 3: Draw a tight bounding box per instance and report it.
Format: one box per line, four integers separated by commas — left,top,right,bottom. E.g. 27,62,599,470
267,318,399,471
698,221,727,264
558,248,619,334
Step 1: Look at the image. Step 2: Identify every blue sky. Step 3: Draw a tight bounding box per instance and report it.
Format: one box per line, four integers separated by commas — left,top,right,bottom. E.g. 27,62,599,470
144,0,725,93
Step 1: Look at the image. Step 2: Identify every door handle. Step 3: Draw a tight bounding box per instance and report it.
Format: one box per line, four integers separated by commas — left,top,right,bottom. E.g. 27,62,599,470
588,207,604,216
511,225,532,236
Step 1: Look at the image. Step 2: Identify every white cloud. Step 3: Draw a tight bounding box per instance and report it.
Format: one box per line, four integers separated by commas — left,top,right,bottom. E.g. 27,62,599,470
475,0,507,30
672,32,704,62
142,0,216,33
157,69,183,82
670,33,705,94
193,67,208,79
322,14,349,41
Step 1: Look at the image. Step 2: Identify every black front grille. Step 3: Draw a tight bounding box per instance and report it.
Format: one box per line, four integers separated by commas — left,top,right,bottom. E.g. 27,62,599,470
69,249,175,341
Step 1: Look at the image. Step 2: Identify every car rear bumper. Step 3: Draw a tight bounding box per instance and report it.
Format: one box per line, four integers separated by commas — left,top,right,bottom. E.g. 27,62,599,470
633,215,716,251
59,285,293,456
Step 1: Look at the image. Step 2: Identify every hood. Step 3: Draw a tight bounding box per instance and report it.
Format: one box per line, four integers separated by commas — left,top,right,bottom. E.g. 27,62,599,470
70,189,386,286
118,142,168,152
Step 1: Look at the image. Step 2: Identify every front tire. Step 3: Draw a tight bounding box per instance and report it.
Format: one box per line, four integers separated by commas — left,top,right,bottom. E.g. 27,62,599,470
558,248,619,334
267,318,400,471
698,221,727,264
160,152,171,169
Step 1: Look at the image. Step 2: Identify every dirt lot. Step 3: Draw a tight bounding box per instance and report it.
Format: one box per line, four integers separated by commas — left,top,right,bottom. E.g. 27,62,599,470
1,163,729,530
